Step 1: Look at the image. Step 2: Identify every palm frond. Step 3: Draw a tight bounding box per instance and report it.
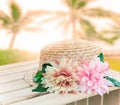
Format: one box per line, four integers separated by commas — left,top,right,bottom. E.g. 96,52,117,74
63,0,87,9
79,18,97,39
85,7,120,18
100,29,120,35
26,10,51,17
96,28,120,44
10,1,22,22
13,10,45,29
39,13,67,24
0,11,12,26
18,15,33,28
97,35,119,44
24,27,45,32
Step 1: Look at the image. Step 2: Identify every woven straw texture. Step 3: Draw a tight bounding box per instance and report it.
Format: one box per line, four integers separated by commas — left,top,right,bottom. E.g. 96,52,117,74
39,39,102,69
24,39,120,87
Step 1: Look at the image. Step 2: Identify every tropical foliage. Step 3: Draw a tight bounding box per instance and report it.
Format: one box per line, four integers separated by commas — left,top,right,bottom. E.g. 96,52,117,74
0,0,120,48
40,0,120,44
0,1,44,49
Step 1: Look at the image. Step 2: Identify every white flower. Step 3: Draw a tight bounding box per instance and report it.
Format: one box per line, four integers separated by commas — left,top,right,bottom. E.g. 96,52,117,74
41,58,78,94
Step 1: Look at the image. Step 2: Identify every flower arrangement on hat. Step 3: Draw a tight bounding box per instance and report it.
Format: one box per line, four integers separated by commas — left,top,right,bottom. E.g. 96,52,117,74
32,53,120,95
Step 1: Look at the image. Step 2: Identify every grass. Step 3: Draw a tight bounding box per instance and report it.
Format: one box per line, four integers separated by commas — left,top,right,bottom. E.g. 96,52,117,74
0,49,39,66
105,56,120,71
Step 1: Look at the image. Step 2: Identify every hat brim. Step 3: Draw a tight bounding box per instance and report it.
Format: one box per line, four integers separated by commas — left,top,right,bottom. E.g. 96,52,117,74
24,70,38,87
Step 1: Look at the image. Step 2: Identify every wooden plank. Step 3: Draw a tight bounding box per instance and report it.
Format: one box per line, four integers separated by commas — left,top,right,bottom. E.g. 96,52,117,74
77,99,87,105
0,64,38,76
0,72,24,84
88,95,102,105
0,60,39,70
0,87,40,105
10,87,120,105
10,93,95,105
0,80,29,94
103,89,120,105
109,86,120,91
66,102,75,105
0,71,31,84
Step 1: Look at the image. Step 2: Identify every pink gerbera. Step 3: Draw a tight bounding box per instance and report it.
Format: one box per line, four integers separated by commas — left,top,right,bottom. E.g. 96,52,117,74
77,57,110,95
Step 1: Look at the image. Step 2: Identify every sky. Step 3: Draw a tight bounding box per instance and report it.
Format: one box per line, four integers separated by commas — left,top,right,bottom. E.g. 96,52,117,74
0,0,120,52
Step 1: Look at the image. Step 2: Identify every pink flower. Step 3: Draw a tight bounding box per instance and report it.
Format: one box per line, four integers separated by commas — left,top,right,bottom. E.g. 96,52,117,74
77,57,110,95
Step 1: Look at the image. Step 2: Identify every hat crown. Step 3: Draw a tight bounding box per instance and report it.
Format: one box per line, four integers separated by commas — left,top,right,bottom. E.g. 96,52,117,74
39,39,102,68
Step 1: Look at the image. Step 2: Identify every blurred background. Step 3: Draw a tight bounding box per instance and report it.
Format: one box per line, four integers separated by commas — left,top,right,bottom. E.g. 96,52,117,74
0,0,120,71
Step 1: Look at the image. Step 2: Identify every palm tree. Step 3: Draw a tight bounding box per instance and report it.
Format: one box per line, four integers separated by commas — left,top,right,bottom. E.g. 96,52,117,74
40,0,120,44
0,1,45,49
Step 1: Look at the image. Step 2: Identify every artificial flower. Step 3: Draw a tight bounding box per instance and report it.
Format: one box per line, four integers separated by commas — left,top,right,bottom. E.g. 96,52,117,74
77,57,111,95
41,58,78,94
33,55,119,95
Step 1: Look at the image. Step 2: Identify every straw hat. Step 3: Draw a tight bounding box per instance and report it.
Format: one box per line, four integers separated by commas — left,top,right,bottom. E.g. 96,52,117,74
24,39,101,86
39,39,102,69
24,39,120,87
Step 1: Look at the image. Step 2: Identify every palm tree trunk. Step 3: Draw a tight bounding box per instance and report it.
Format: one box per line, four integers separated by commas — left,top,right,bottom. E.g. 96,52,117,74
9,33,17,49
71,11,79,39
71,17,76,39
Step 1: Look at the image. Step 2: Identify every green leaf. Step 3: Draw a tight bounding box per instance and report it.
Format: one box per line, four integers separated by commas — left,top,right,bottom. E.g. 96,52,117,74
32,83,48,92
71,0,77,7
33,71,43,83
98,53,104,63
111,36,119,42
33,63,52,82
42,63,52,73
64,0,86,9
10,2,21,22
0,12,12,26
32,63,52,92
106,76,120,86
97,35,118,44
85,8,114,17
0,17,11,26
80,18,97,39
77,1,86,9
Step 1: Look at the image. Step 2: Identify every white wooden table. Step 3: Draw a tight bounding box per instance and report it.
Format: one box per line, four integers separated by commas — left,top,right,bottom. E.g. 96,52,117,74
0,60,120,105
